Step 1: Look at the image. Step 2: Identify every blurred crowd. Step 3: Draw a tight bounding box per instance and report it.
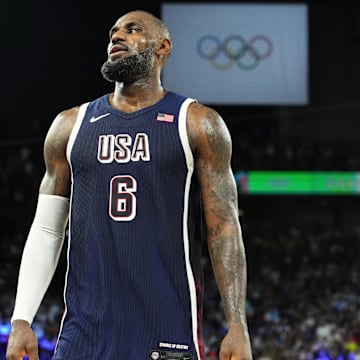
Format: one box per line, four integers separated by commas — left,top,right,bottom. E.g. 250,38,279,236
231,120,360,171
203,217,360,359
1,129,360,359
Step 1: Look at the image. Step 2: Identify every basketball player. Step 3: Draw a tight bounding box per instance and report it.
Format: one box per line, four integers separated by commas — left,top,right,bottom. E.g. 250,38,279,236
6,10,253,360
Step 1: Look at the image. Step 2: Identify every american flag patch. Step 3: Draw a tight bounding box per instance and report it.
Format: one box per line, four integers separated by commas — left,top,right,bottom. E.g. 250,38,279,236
156,112,174,123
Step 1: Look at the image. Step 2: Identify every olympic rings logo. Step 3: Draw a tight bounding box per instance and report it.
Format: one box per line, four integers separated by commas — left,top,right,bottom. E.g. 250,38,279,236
196,34,273,70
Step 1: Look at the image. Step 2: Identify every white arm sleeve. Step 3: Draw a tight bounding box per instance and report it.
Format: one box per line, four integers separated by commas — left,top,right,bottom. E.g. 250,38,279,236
11,194,70,325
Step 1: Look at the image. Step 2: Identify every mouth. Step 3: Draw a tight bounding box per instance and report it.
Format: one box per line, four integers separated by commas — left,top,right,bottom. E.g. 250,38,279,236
110,44,128,57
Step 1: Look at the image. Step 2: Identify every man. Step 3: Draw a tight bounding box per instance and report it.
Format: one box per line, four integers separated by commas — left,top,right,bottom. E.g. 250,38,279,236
6,9,252,360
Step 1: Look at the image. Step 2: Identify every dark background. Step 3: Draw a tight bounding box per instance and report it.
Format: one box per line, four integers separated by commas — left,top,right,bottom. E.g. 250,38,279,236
2,0,360,166
2,1,360,359
2,0,360,139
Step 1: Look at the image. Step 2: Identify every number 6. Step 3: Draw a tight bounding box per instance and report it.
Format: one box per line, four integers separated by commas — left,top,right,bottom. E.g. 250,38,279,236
109,175,137,221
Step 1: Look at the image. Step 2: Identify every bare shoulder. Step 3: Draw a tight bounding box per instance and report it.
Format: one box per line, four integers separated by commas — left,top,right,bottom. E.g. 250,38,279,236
39,106,81,196
45,106,80,144
44,106,80,157
186,101,232,161
43,106,79,174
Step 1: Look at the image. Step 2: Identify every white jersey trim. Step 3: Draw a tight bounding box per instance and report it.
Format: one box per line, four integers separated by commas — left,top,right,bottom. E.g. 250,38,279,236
66,102,90,163
178,97,201,360
56,102,89,353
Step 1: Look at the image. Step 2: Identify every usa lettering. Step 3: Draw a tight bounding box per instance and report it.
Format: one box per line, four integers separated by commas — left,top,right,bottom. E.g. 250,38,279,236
97,133,150,163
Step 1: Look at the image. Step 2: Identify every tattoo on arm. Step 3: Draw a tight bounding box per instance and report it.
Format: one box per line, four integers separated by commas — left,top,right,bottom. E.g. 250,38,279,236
200,109,238,223
198,109,248,324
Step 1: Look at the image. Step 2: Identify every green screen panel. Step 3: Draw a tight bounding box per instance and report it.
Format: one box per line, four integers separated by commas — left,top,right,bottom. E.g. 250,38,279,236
235,171,360,195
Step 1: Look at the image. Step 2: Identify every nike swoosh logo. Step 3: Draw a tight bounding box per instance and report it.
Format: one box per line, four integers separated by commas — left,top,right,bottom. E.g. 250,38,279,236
89,113,111,123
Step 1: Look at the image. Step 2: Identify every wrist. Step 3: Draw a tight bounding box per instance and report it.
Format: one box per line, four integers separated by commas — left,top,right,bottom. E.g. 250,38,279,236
11,318,31,328
227,320,249,333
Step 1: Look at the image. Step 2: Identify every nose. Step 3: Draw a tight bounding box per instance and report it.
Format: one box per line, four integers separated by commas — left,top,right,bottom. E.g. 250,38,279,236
111,28,126,44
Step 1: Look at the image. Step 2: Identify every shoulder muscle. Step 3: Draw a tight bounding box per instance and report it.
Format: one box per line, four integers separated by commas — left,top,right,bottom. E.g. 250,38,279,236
187,102,232,168
43,106,80,167
39,106,80,196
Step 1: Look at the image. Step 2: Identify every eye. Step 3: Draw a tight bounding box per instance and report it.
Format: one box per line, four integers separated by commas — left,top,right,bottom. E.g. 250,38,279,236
127,26,141,34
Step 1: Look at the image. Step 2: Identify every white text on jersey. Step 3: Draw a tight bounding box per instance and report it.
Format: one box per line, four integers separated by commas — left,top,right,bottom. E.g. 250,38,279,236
98,133,150,163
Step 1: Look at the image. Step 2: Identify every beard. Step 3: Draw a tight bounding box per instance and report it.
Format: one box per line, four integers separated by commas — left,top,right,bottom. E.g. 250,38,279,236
100,47,155,84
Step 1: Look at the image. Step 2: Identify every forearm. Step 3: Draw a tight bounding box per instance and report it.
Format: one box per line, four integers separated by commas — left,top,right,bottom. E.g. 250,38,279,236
11,194,69,324
207,220,248,326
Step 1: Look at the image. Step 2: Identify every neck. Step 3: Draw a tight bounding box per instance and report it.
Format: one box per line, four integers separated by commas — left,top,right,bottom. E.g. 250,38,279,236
109,80,167,113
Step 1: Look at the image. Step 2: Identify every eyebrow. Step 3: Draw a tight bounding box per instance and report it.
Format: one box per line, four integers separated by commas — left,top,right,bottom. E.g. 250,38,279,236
109,21,142,38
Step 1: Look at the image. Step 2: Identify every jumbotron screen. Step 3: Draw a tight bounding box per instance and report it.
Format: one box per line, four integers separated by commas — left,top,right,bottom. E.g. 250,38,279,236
235,171,360,195
161,3,308,105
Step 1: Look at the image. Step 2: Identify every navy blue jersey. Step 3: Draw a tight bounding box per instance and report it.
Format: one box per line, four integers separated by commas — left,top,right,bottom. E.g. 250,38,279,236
53,92,205,359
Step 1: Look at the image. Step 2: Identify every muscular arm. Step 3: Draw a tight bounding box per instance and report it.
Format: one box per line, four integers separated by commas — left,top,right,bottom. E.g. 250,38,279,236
188,103,252,359
6,107,79,360
39,106,79,196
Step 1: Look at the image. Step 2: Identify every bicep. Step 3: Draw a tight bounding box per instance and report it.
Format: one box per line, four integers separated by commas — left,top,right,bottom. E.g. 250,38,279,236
39,109,77,197
192,108,240,237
